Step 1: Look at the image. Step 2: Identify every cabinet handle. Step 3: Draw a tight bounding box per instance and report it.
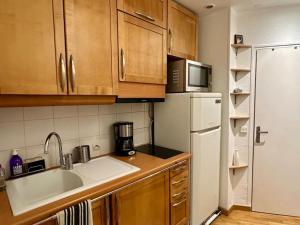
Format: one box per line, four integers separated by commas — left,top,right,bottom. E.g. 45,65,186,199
59,53,66,92
105,197,110,225
173,165,186,172
168,29,173,52
172,199,186,207
172,177,187,185
120,49,126,81
172,191,185,198
134,11,155,22
69,55,76,92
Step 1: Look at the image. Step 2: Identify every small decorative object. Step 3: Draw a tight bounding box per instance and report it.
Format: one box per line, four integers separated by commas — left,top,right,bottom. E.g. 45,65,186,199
234,34,244,44
233,87,243,93
233,149,240,166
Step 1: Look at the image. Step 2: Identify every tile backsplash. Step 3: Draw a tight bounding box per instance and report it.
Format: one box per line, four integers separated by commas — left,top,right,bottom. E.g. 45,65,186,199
0,103,150,177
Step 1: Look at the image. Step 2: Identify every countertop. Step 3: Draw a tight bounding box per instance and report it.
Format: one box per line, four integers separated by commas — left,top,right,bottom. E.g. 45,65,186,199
0,152,191,225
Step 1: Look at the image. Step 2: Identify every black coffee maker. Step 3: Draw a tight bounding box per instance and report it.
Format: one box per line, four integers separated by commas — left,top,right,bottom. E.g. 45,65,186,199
113,122,136,156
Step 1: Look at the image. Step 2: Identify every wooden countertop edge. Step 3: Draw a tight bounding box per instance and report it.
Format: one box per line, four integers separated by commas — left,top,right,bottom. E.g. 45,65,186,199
1,152,191,225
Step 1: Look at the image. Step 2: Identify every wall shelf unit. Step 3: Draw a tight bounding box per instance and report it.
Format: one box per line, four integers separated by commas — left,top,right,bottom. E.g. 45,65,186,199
231,44,252,55
229,164,248,175
230,115,250,127
230,92,250,104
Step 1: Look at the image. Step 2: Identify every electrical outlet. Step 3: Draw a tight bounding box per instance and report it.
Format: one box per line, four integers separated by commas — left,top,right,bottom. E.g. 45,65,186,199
240,126,248,133
93,144,101,151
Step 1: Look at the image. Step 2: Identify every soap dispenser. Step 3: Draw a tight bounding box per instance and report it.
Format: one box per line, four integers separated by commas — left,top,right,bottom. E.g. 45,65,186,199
10,149,23,177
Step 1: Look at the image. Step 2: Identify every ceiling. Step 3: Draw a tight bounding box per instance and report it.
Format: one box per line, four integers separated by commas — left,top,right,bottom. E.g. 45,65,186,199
176,0,300,14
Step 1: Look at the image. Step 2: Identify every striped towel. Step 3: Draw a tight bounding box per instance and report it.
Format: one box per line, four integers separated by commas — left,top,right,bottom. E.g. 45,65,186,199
56,200,93,225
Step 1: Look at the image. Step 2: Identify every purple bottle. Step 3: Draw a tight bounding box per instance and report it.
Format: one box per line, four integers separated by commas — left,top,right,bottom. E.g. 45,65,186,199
10,149,23,177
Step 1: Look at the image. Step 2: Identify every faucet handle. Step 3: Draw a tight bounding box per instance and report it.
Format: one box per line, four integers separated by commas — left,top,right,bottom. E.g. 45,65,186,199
63,153,73,170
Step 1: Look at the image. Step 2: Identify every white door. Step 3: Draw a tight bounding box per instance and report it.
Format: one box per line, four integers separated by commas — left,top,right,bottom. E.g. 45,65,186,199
191,128,221,225
253,46,300,216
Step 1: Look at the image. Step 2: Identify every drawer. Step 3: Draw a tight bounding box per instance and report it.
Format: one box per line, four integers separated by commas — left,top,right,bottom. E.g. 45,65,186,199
170,161,188,177
171,189,188,204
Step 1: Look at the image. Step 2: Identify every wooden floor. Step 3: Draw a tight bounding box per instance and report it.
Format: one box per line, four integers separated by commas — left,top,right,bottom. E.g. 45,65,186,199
213,210,300,225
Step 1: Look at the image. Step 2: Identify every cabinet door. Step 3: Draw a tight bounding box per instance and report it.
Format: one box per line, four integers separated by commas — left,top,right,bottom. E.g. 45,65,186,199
168,0,198,60
118,12,167,85
117,0,167,28
92,197,110,225
112,171,170,225
0,0,66,95
64,0,117,95
171,198,189,225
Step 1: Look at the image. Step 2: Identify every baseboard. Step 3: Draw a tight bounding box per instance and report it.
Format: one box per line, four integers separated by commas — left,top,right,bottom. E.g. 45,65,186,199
219,205,251,216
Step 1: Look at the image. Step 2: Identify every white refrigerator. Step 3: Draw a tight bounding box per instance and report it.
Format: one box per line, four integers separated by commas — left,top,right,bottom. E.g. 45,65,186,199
155,93,222,225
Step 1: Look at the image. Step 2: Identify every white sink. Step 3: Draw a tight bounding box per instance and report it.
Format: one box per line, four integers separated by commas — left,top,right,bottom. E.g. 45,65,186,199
6,156,140,216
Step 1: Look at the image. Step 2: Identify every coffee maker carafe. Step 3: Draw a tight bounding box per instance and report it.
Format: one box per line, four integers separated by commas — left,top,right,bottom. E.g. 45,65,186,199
113,122,135,156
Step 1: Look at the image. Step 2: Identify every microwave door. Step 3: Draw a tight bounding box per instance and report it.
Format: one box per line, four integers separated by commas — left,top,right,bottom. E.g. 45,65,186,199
186,62,209,92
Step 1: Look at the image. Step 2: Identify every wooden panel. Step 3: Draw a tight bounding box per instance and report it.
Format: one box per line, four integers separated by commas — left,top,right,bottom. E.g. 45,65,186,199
118,12,167,85
64,0,117,95
112,171,170,225
0,95,116,107
117,0,167,28
168,0,198,60
0,0,66,95
171,198,189,225
92,198,108,225
117,82,165,98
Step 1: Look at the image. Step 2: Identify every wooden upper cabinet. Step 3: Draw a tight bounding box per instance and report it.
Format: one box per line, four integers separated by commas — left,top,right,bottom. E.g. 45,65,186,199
118,12,167,85
117,0,167,29
64,0,117,95
0,0,66,95
168,0,198,60
112,171,170,225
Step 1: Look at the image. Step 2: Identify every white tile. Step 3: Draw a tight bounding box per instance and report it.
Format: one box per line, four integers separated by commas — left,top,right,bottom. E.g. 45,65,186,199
116,113,133,122
0,122,25,151
132,103,145,112
54,117,79,141
54,106,78,118
78,105,98,116
116,103,132,113
144,103,150,112
24,106,53,120
132,112,145,129
99,114,116,136
79,116,99,138
99,104,116,115
99,133,114,155
24,119,54,146
62,139,80,155
134,128,146,147
144,127,150,144
0,107,23,122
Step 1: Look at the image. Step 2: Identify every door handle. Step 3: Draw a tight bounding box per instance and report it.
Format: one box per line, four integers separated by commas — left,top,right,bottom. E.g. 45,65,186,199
134,11,155,22
256,126,269,143
59,53,66,92
120,49,126,81
69,55,76,92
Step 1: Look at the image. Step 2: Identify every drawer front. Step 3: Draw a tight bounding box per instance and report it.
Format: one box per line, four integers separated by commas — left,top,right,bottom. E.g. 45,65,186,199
171,197,189,225
170,161,188,177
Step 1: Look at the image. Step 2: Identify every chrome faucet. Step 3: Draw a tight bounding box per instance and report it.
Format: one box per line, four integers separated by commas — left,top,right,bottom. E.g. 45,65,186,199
44,132,73,170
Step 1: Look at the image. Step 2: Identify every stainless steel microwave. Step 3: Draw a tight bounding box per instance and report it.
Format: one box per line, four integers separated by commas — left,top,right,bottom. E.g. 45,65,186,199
166,59,212,93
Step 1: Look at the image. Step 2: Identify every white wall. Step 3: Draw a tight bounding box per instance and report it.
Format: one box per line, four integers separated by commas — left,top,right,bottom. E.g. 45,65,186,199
237,5,300,46
0,104,150,177
199,8,231,209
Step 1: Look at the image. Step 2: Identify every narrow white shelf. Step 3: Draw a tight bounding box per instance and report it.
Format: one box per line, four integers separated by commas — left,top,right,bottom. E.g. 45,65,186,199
229,115,250,119
229,164,248,175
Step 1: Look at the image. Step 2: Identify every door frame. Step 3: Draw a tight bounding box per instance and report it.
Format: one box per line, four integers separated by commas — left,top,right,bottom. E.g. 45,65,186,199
250,43,300,210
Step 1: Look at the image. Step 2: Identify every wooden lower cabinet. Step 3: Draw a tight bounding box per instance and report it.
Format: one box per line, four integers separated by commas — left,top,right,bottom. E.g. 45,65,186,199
92,197,110,225
112,171,170,225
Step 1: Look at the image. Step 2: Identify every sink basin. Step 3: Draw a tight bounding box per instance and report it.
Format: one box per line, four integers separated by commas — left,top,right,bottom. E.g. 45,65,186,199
6,169,83,215
6,156,140,216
